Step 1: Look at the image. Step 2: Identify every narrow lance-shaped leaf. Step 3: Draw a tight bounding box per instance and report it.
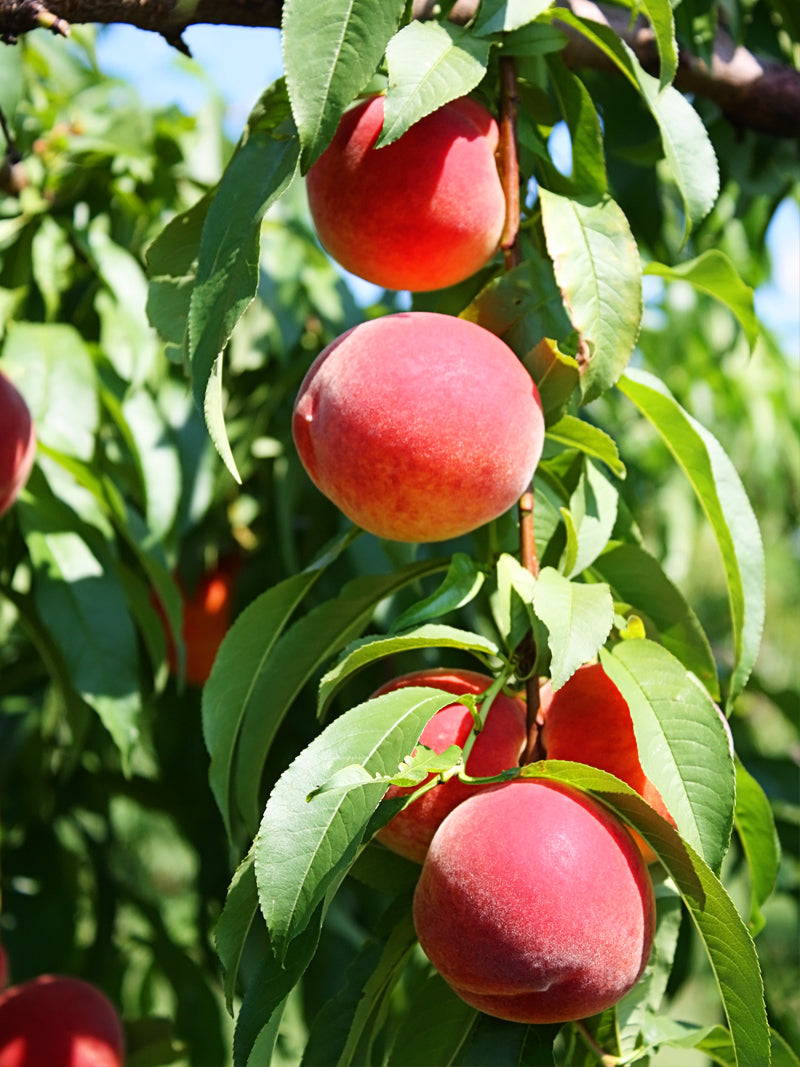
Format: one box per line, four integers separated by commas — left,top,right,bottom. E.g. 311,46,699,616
282,0,405,169
215,850,258,1013
547,9,718,238
645,250,758,351
389,553,485,633
473,0,555,36
188,83,300,479
521,761,770,1067
202,528,357,838
618,368,765,707
317,623,499,721
379,21,491,147
734,758,781,935
600,639,735,873
255,688,456,962
545,55,607,197
539,187,642,404
233,559,449,834
592,541,719,699
546,414,626,478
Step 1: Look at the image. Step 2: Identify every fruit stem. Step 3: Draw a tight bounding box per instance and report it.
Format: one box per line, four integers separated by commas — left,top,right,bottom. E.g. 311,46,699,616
575,1020,621,1066
498,54,521,268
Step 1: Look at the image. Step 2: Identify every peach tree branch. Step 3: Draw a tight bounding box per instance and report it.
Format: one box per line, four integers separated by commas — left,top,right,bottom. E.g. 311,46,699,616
0,0,797,137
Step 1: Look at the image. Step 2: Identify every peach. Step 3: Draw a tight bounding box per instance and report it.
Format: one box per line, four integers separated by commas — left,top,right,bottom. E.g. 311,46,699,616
0,975,125,1067
306,94,506,291
537,662,674,861
0,370,36,519
373,669,527,863
292,312,545,543
413,779,656,1023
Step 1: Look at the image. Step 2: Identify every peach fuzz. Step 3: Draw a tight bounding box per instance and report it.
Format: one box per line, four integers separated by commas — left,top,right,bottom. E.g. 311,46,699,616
306,94,506,291
413,779,656,1023
0,370,36,519
537,662,675,862
292,312,545,543
0,975,125,1067
373,669,527,863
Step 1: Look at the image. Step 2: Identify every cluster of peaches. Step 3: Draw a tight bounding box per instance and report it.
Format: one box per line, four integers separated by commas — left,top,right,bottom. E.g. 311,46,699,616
300,96,665,1024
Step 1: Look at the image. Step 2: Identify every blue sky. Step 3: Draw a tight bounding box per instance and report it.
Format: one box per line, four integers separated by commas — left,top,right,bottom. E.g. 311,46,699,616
95,23,798,358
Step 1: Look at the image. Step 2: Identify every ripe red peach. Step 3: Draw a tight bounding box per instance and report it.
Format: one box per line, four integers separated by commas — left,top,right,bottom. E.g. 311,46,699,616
0,975,125,1067
373,669,527,863
292,312,545,543
537,662,674,862
413,779,656,1023
306,95,506,292
0,370,36,519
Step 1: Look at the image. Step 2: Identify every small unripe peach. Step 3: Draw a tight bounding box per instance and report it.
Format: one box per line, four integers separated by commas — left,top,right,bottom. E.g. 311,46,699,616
0,975,125,1067
292,312,545,543
0,370,36,519
373,669,527,863
306,95,506,291
413,779,655,1023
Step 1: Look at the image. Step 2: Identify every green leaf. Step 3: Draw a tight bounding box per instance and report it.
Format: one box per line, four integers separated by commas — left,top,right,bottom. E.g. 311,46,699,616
546,414,625,478
301,901,417,1067
618,368,765,707
460,255,575,360
145,192,211,356
455,1014,561,1066
1,323,98,462
17,501,141,768
255,687,455,961
547,10,717,237
202,530,355,838
390,553,485,632
378,21,491,147
600,639,735,873
474,0,555,35
233,906,324,1067
522,761,770,1067
501,22,568,56
121,390,182,543
539,188,642,403
545,56,607,197
734,758,781,935
386,971,478,1066
592,541,719,699
188,85,300,479
630,0,678,88
616,883,684,1055
645,250,758,351
559,459,619,577
282,0,405,169
531,567,614,688
215,850,259,1013
317,623,499,721
232,558,449,834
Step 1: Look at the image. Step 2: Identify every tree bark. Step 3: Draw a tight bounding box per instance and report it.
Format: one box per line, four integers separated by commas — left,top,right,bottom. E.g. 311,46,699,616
1,0,798,138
